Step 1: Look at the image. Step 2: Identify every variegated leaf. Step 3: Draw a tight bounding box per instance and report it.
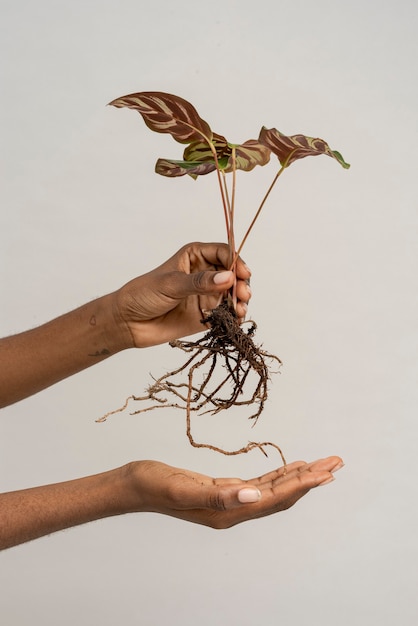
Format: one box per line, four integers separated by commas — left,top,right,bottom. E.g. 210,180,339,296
155,158,217,178
184,134,270,173
224,140,271,173
109,92,212,144
183,133,230,163
259,127,350,169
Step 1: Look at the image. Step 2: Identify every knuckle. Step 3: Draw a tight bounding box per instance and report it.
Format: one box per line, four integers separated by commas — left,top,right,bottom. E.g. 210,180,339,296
208,490,227,512
191,271,208,291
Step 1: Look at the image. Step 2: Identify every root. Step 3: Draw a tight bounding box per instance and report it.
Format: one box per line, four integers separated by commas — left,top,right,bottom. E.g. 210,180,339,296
97,301,286,464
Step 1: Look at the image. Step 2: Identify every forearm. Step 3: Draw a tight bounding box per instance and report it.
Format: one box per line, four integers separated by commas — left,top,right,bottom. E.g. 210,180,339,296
0,465,136,550
0,293,133,408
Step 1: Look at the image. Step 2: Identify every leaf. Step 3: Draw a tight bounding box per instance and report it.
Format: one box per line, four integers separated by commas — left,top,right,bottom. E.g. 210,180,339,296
155,158,217,179
183,133,230,163
184,134,270,173
108,91,212,144
224,140,271,173
258,127,350,169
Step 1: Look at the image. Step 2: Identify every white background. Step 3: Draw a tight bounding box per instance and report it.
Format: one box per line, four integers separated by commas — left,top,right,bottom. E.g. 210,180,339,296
1,1,417,624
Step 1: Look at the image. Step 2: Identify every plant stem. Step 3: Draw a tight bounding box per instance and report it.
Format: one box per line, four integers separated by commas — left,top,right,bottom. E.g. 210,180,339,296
215,165,231,241
229,146,237,261
221,172,231,233
229,147,238,309
179,120,231,242
202,139,230,242
233,165,286,265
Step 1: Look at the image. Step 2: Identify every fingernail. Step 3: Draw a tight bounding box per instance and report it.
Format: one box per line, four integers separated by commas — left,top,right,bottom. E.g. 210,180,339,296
318,476,335,487
331,461,345,473
238,488,261,503
213,270,233,285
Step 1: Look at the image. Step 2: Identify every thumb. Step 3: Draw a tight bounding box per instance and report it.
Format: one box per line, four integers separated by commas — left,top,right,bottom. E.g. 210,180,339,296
174,269,234,297
206,485,262,511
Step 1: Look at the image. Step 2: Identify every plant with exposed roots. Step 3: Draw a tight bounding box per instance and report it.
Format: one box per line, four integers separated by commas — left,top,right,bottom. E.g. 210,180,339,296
97,91,349,460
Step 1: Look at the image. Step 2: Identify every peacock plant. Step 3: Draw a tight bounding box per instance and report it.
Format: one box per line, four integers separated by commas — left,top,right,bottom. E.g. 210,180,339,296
98,91,349,460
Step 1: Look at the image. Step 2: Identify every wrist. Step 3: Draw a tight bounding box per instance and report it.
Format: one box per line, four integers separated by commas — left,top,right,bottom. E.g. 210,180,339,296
119,461,169,514
117,461,148,514
107,290,136,352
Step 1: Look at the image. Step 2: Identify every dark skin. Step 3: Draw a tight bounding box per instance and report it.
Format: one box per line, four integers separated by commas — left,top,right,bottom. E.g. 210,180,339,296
0,242,343,549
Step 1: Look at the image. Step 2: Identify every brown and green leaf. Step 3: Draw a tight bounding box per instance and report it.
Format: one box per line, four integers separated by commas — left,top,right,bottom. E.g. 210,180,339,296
183,133,230,164
108,91,212,144
183,134,270,174
155,159,218,178
258,127,350,169
224,140,271,173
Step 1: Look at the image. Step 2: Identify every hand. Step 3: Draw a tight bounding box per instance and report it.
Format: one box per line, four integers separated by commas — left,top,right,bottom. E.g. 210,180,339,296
0,242,251,407
115,242,252,348
125,456,344,529
0,456,343,549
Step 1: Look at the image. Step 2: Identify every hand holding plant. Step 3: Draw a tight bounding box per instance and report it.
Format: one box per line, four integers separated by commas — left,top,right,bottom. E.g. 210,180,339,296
98,91,349,460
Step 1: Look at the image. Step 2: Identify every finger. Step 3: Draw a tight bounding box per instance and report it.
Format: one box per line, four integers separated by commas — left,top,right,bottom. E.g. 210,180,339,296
196,272,251,320
171,478,260,512
235,301,248,322
190,465,338,530
185,242,233,272
202,464,333,513
264,467,337,504
211,457,343,492
251,456,343,488
175,269,236,299
300,456,344,476
154,269,232,306
230,468,337,523
249,461,309,487
234,256,251,281
185,243,252,281
235,278,252,305
206,485,262,511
